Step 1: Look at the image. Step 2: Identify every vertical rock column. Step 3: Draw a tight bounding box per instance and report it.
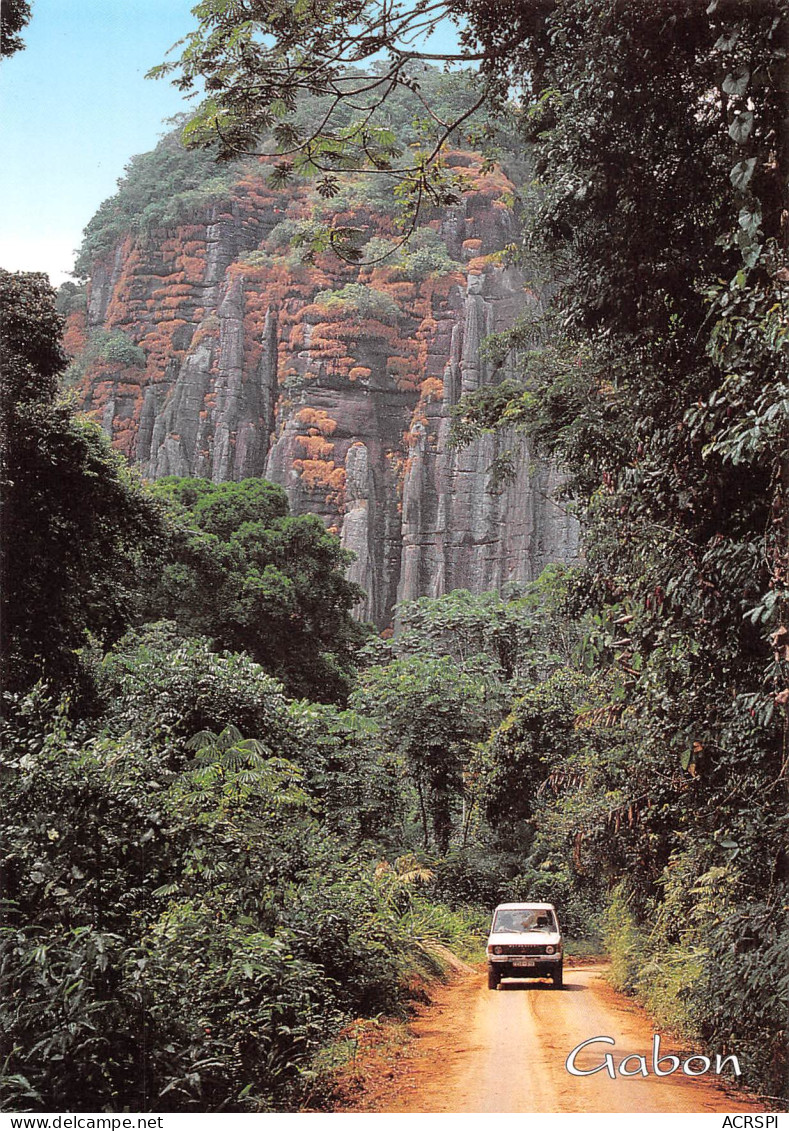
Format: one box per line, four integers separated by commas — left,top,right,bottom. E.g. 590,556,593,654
397,264,580,605
340,442,378,620
235,306,278,479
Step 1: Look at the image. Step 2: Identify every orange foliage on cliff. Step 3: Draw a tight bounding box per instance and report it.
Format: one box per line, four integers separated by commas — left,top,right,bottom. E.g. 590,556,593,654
75,140,520,488
382,281,418,301
397,375,421,392
175,254,207,285
295,407,337,435
153,284,194,299
296,435,335,460
467,255,497,273
340,318,399,344
420,377,444,402
418,273,462,302
288,324,307,349
317,328,349,354
293,458,346,492
386,356,413,376
62,310,87,359
416,315,438,339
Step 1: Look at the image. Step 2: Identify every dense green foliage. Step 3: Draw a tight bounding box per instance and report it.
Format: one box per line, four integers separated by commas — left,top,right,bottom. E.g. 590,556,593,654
140,477,370,704
151,26,511,217
63,329,147,388
96,622,297,755
354,655,498,853
0,271,164,697
74,126,236,277
314,282,402,322
0,683,481,1111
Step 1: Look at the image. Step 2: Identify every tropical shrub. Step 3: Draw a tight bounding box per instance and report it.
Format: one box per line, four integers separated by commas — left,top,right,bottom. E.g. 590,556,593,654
314,283,401,323
97,623,297,758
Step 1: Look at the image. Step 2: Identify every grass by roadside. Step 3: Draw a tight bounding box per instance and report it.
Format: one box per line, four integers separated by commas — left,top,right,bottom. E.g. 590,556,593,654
297,898,484,1110
565,936,605,963
299,942,477,1111
300,1015,414,1111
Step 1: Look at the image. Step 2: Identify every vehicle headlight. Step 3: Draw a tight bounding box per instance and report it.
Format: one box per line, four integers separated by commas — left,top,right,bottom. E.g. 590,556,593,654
545,945,555,955
494,945,503,955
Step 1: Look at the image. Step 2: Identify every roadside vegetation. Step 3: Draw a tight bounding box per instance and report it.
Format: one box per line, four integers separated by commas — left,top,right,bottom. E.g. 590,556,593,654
2,0,787,1113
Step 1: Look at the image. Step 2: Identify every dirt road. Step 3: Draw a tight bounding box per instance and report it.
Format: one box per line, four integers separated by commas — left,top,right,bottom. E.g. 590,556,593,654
350,964,770,1113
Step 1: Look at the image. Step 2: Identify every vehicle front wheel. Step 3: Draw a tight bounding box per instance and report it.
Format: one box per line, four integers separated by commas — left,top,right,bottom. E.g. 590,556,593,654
552,965,563,989
487,966,500,990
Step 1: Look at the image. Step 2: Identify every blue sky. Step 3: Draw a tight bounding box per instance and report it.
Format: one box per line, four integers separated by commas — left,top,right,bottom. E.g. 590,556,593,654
0,0,197,284
0,1,464,287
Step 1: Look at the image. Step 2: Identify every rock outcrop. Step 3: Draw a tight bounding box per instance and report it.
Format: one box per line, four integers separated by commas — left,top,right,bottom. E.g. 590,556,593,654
73,153,579,625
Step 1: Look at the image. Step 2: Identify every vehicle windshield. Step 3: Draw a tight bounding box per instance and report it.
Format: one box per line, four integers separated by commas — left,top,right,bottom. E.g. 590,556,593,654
493,909,556,934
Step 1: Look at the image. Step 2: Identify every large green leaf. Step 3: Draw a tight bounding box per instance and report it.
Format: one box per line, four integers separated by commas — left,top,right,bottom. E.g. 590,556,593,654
728,110,754,145
722,66,750,96
730,157,757,192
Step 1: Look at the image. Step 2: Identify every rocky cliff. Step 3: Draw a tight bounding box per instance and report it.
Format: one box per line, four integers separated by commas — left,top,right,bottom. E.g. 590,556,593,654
70,150,579,626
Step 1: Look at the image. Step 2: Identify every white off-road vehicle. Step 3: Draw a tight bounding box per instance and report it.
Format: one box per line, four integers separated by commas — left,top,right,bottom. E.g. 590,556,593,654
486,902,563,989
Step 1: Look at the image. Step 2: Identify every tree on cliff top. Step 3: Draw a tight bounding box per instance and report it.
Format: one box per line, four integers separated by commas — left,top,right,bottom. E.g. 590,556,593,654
76,63,509,276
0,270,164,696
151,1,492,164
149,2,521,246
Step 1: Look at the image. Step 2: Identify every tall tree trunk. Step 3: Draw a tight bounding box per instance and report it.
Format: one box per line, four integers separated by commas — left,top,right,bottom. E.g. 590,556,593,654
432,791,452,856
416,775,429,850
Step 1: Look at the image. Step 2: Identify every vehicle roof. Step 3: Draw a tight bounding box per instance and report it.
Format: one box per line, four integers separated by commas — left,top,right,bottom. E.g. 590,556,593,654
494,902,556,911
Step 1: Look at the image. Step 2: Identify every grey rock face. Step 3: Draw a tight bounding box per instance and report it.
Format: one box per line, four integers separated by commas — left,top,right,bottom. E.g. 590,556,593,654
76,160,579,626
396,268,579,612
